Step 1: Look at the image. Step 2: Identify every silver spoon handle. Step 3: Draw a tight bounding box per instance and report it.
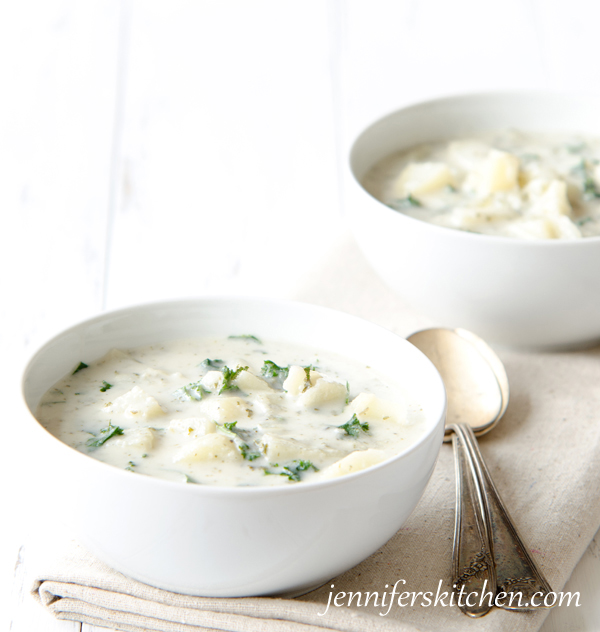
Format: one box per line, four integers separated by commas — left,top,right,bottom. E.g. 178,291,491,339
451,423,495,617
459,423,554,610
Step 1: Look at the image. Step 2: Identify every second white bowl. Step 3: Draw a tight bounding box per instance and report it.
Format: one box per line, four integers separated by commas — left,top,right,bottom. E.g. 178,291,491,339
348,91,600,349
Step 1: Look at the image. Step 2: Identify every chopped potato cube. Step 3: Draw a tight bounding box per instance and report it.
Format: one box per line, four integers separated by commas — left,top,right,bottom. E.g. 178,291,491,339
168,418,216,437
201,397,250,423
104,386,165,419
522,177,550,200
350,392,406,425
529,179,572,218
479,150,520,193
446,207,484,229
506,219,556,240
234,370,272,393
393,162,453,197
200,371,222,392
259,434,341,464
115,428,154,451
173,433,240,464
250,392,281,415
297,379,347,409
323,449,386,478
282,365,321,396
551,216,582,239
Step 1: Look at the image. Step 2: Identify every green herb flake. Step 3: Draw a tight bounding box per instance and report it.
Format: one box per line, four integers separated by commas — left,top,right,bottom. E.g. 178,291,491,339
219,365,248,394
338,413,369,438
390,194,421,211
239,443,261,461
228,335,262,344
519,153,540,163
72,361,88,375
86,423,124,450
572,159,600,199
216,421,262,461
261,360,290,380
125,461,136,472
345,381,350,405
100,380,113,392
280,460,319,482
567,142,586,154
200,358,225,369
174,381,209,401
216,421,239,439
303,366,312,391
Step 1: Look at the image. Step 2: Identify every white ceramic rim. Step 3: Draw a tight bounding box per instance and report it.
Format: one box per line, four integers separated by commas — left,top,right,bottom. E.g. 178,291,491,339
21,296,447,498
349,89,600,248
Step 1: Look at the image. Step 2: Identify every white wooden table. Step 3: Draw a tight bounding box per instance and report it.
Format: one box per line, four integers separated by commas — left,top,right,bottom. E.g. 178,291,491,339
3,1,600,630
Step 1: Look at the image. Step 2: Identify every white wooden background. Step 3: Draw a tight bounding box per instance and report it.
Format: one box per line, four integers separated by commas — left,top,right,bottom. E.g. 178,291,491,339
2,1,600,630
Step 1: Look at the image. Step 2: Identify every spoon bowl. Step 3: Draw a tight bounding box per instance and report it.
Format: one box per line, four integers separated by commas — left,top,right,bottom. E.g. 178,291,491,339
407,328,509,439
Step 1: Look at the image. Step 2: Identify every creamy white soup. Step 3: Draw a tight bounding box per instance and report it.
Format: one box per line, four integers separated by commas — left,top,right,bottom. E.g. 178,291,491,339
362,130,600,239
36,335,425,486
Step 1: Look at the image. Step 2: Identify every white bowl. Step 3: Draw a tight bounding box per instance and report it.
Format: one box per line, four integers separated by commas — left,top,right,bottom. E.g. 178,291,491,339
348,91,600,350
21,298,446,597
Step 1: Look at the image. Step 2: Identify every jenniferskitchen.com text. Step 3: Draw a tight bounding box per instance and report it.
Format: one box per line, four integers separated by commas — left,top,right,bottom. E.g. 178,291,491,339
317,580,580,617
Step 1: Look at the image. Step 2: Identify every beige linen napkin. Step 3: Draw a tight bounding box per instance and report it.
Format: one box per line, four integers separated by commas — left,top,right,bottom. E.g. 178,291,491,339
31,235,600,631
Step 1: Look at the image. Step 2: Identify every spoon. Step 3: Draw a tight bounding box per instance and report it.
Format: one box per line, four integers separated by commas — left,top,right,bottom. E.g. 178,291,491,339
407,328,553,617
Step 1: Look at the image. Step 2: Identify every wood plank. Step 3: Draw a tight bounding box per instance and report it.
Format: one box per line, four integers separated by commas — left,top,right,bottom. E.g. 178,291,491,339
9,544,80,632
1,0,122,630
105,0,341,309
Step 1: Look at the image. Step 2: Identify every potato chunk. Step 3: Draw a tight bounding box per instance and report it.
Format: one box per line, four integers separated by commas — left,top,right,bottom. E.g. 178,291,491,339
249,392,282,415
200,371,223,392
168,417,216,437
104,386,165,419
258,434,341,464
297,379,347,410
201,396,251,423
349,392,406,425
115,428,154,451
234,370,272,393
479,150,519,193
393,162,453,196
282,365,321,396
323,449,386,478
550,216,582,239
529,179,572,218
506,218,553,239
173,433,240,464
506,217,581,240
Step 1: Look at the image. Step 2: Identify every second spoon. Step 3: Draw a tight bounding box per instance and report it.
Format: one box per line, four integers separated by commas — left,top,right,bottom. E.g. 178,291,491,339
408,327,553,616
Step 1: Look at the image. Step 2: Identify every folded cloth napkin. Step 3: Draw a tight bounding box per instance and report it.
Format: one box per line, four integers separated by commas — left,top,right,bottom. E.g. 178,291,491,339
31,236,600,632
